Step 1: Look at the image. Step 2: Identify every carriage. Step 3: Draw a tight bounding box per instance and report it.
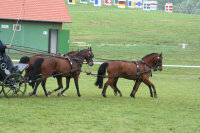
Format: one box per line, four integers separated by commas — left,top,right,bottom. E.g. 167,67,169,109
0,59,28,98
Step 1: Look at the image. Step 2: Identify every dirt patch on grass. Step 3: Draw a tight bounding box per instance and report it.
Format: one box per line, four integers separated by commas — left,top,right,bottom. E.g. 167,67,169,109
98,43,137,47
72,42,90,47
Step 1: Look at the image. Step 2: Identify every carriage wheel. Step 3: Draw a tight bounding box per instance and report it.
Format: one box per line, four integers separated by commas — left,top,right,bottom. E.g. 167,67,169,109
2,73,27,98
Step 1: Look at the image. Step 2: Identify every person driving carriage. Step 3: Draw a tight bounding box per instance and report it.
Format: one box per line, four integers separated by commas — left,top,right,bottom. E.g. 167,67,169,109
0,40,17,73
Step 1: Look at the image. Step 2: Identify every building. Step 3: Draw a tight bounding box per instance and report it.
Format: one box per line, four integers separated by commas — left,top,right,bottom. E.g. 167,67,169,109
0,0,72,54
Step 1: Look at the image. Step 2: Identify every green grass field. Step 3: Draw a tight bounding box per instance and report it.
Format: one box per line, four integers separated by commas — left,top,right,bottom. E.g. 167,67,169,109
1,3,200,133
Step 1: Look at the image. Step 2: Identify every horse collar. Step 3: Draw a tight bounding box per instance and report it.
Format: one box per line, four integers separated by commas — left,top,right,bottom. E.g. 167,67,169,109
132,60,152,76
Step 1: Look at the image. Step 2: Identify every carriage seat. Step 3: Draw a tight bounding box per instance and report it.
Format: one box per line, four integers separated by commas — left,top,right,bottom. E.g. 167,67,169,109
4,63,29,75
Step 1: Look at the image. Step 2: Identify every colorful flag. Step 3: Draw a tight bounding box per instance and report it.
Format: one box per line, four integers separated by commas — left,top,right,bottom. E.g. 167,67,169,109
118,0,125,8
143,1,151,11
114,0,118,5
165,2,173,12
105,0,112,5
68,0,76,4
80,0,87,4
135,0,142,8
150,1,157,10
128,0,135,8
94,0,101,6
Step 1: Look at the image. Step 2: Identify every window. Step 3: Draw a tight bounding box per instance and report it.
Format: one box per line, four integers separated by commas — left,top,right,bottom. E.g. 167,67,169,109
13,24,21,31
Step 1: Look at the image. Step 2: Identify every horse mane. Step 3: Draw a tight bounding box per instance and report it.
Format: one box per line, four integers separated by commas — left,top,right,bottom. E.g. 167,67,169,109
19,56,30,63
142,53,158,59
108,60,133,63
72,49,88,57
66,50,77,55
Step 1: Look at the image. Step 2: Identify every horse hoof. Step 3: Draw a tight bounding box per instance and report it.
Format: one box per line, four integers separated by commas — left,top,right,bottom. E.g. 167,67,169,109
114,92,117,96
47,95,50,98
154,92,157,98
102,93,106,98
61,93,67,97
48,91,52,95
78,95,82,97
57,93,61,96
130,94,135,98
29,92,33,96
120,94,123,97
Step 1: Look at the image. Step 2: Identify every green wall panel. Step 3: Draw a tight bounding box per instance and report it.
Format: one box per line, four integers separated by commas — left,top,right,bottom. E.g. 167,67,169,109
0,22,61,53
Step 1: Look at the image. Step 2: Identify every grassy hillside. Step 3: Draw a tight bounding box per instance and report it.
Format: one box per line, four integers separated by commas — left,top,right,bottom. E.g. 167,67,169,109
63,3,200,65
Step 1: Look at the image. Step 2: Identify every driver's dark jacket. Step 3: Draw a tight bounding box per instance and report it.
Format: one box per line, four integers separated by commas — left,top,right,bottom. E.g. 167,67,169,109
0,40,6,57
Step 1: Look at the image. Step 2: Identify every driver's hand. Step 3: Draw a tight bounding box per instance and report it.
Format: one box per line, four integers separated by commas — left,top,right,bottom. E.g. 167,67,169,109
6,45,12,49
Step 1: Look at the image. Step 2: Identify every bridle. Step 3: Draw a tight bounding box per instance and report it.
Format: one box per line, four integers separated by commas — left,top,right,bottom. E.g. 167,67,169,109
87,50,94,66
141,54,162,71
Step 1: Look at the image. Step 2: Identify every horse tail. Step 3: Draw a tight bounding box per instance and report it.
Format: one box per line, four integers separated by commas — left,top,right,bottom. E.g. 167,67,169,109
19,56,29,64
95,62,109,89
29,58,44,85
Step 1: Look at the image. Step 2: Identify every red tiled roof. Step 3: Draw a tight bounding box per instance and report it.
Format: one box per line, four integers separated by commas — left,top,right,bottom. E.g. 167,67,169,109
0,0,72,23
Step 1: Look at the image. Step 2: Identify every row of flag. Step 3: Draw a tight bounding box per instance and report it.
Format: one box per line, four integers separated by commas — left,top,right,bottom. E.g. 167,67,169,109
68,0,173,12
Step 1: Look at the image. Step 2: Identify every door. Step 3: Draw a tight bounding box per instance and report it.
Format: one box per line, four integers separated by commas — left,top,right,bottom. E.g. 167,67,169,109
58,30,70,54
49,29,58,54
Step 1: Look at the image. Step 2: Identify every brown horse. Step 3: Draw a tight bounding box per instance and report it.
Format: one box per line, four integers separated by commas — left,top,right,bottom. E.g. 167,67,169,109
19,50,80,90
29,48,94,97
95,53,162,98
19,50,80,79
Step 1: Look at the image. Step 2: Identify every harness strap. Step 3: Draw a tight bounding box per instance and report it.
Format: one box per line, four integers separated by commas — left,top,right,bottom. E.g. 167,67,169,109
118,61,121,78
142,61,146,72
66,57,83,73
65,57,73,69
132,60,152,76
133,61,140,76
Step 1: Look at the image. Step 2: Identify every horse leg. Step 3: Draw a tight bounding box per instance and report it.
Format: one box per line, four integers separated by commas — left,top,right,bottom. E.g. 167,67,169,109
111,79,122,97
41,79,49,97
58,77,71,96
29,79,41,96
130,79,142,98
110,78,118,96
73,75,81,97
102,78,114,98
110,84,117,96
142,78,157,98
48,76,63,95
143,82,153,98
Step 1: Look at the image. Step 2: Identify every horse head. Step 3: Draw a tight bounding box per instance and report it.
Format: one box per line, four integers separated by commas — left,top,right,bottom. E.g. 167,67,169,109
142,53,163,71
152,53,163,71
85,47,94,66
